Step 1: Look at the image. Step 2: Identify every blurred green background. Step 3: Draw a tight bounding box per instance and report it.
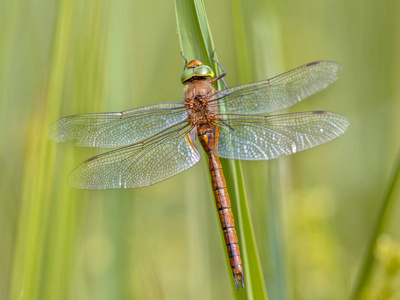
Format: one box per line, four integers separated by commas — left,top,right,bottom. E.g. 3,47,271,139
1,0,400,299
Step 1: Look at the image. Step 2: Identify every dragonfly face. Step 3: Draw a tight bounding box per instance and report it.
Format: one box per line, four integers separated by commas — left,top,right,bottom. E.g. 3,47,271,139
48,58,349,290
181,59,215,84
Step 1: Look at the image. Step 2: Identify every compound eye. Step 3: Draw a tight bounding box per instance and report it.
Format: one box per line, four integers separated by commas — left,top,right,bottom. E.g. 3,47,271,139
181,69,194,84
181,63,214,84
194,65,214,78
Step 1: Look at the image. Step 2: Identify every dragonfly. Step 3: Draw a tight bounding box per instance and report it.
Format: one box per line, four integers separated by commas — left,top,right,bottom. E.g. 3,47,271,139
48,57,349,289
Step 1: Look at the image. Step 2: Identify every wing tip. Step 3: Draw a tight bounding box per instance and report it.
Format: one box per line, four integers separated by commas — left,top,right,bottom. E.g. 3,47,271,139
309,60,343,69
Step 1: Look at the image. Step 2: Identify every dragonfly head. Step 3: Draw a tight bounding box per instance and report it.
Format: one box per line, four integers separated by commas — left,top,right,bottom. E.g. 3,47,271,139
181,60,215,84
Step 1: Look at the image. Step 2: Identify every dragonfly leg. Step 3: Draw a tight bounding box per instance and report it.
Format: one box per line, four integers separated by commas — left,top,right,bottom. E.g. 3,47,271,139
180,52,188,70
213,115,235,132
210,53,227,89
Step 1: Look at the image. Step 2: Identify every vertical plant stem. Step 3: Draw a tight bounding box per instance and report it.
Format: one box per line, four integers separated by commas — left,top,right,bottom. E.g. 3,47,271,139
351,147,400,299
10,1,75,298
175,0,267,298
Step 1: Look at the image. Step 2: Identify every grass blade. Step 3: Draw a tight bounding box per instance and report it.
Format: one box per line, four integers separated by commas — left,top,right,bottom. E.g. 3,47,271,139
175,0,268,298
10,1,76,298
351,147,400,299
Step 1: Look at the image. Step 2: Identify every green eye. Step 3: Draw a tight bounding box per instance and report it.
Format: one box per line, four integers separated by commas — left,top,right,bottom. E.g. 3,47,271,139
194,65,214,78
181,69,194,84
181,65,215,84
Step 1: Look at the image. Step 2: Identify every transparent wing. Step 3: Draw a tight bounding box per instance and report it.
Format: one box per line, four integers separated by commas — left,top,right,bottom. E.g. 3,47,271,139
215,111,349,160
211,61,341,114
47,102,188,148
68,124,200,189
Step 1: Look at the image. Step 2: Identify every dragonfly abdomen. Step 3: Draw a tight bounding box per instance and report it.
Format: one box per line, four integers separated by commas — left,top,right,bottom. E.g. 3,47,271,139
208,153,244,289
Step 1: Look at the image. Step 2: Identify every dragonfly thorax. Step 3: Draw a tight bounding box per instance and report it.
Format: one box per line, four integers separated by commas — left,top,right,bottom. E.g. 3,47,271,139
185,80,217,129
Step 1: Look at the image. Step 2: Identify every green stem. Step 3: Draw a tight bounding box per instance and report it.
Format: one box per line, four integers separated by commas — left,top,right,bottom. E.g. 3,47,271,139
351,147,400,299
175,0,268,297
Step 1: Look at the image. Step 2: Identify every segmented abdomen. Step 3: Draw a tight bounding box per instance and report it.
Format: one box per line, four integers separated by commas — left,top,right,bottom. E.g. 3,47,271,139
208,153,244,289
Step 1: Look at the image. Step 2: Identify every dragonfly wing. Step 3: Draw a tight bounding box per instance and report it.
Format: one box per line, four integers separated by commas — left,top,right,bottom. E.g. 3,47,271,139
48,102,188,148
68,124,200,189
215,111,349,160
213,61,341,114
